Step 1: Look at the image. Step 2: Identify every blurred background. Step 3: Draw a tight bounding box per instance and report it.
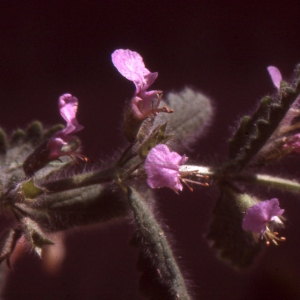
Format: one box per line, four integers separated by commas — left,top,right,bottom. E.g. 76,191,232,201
1,1,300,299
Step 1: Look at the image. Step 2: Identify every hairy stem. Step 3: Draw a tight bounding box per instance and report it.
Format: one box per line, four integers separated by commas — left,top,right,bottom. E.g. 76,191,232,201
237,173,300,194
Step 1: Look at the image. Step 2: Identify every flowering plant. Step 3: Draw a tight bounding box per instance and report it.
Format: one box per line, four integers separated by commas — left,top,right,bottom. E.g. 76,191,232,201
0,49,300,299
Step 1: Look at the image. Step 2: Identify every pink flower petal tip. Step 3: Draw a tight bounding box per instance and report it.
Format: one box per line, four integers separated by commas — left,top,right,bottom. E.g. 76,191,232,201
112,49,162,120
267,66,282,90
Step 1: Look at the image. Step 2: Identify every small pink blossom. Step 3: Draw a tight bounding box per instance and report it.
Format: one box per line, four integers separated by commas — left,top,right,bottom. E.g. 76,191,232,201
283,133,300,154
23,94,85,176
58,93,84,135
48,94,84,159
242,198,285,244
112,49,172,120
267,66,282,90
145,144,188,192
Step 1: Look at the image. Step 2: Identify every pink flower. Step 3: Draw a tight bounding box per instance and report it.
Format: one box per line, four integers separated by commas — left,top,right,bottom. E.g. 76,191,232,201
283,133,300,154
47,93,84,159
23,94,85,176
267,66,282,90
112,49,172,120
145,144,188,192
58,93,84,135
242,198,285,245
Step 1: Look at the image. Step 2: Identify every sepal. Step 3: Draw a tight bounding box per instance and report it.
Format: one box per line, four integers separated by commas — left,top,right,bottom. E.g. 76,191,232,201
138,123,171,158
21,217,54,257
0,229,22,266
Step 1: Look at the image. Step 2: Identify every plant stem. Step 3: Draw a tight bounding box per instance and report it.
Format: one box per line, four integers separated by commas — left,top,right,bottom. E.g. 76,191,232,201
237,173,300,194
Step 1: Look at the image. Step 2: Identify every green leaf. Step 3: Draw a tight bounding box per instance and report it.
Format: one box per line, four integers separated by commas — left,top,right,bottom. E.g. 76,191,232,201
138,123,171,158
22,217,54,257
20,178,44,199
0,128,7,155
15,184,129,232
25,121,43,145
42,124,64,140
206,187,262,269
154,87,213,151
127,186,191,300
227,75,300,172
10,129,26,146
0,229,22,265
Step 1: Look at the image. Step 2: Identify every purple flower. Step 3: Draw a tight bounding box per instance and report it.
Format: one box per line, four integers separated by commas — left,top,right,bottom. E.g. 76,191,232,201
267,66,282,90
112,49,172,120
58,93,84,135
145,144,188,192
47,93,84,159
23,94,85,176
242,198,285,244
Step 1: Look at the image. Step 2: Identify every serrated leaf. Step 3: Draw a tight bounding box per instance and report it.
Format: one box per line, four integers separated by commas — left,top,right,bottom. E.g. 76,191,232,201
227,77,300,172
206,187,262,269
154,87,213,151
229,95,272,159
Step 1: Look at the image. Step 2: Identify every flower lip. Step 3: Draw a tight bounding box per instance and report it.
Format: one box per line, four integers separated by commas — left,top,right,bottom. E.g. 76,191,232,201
111,49,157,94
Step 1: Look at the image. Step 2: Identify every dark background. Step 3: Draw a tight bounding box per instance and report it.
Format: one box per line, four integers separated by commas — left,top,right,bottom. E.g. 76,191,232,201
1,1,300,299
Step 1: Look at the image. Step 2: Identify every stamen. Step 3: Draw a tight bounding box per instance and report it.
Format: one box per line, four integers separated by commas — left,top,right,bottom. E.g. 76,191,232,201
181,179,194,192
263,229,286,246
181,178,209,187
69,153,89,164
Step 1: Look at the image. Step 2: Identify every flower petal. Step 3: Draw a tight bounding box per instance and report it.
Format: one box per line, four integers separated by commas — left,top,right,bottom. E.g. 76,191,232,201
242,198,284,234
145,144,185,191
111,49,147,86
58,94,84,135
267,66,282,89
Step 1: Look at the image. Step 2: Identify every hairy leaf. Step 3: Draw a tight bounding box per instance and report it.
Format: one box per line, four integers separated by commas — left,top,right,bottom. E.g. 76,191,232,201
16,184,129,232
227,72,300,172
154,87,213,151
127,186,191,300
